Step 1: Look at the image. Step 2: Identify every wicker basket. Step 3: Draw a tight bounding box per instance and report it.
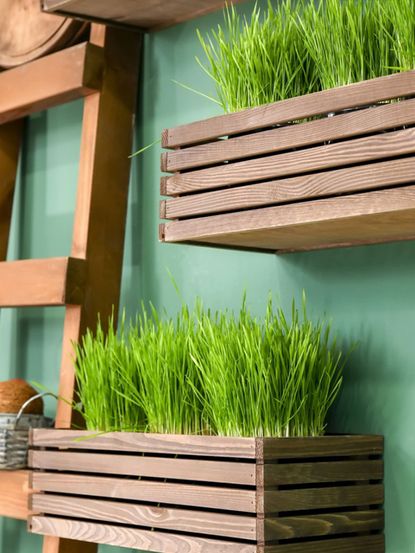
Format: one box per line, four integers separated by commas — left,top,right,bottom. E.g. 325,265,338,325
0,393,53,470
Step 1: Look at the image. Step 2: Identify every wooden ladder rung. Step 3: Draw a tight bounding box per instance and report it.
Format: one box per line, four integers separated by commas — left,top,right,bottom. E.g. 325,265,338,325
0,257,86,307
0,43,103,125
0,469,31,520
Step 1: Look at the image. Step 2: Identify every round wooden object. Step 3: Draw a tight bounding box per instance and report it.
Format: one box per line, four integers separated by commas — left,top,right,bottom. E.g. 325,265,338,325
0,379,43,414
0,0,86,68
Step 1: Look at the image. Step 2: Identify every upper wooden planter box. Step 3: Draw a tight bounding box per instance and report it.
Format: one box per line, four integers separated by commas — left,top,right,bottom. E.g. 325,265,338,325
29,430,384,553
160,70,415,253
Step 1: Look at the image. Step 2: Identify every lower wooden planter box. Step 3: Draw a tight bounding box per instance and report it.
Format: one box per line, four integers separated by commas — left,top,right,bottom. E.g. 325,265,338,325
29,430,384,552
160,70,415,253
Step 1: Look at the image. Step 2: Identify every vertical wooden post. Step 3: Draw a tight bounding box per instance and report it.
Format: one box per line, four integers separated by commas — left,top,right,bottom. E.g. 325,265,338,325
0,120,23,260
43,24,141,553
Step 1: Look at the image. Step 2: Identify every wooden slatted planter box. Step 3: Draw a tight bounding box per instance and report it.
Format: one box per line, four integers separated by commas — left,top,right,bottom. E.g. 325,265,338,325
29,430,384,552
160,70,415,253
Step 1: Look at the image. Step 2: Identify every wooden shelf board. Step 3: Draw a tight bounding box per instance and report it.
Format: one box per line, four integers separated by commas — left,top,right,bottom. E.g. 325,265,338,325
0,257,86,307
0,470,30,520
42,0,244,31
0,42,103,125
161,186,415,253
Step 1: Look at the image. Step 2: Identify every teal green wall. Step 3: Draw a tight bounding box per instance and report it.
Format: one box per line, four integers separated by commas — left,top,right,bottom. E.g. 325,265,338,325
1,2,414,551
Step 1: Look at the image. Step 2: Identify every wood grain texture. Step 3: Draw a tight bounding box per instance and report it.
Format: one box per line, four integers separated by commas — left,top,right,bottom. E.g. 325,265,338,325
0,120,23,259
0,42,103,125
262,534,384,553
43,0,244,31
163,70,415,147
0,257,86,307
30,517,257,553
259,484,383,514
29,450,255,486
162,186,415,252
30,429,256,457
32,494,256,540
164,128,415,195
0,0,86,68
260,435,384,460
163,98,415,172
260,459,383,486
262,510,384,541
162,157,415,219
0,470,31,520
56,27,141,428
31,472,256,512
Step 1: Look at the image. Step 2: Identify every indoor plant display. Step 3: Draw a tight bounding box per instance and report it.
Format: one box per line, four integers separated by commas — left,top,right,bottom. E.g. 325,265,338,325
160,0,415,253
29,297,384,552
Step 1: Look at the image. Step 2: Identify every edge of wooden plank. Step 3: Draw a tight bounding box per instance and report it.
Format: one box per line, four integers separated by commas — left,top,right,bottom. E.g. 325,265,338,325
30,429,257,458
163,70,415,147
0,470,31,520
0,42,103,125
261,534,385,553
29,517,257,553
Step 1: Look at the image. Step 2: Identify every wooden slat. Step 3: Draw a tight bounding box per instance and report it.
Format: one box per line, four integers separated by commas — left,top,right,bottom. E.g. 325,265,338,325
30,429,256,458
29,450,255,486
0,470,30,520
262,534,385,553
30,517,257,553
261,459,383,486
31,472,256,512
161,186,415,252
43,0,243,31
163,128,415,196
163,70,415,148
162,157,415,219
259,484,383,514
0,120,23,259
262,510,384,541
260,436,384,461
0,257,86,307
32,494,256,540
0,43,103,125
163,98,415,172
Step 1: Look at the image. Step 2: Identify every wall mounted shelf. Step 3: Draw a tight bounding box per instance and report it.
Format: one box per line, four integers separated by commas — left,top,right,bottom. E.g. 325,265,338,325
160,70,415,253
42,0,244,31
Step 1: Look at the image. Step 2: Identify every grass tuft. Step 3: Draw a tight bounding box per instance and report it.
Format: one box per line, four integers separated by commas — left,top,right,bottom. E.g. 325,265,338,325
196,0,415,112
74,295,345,438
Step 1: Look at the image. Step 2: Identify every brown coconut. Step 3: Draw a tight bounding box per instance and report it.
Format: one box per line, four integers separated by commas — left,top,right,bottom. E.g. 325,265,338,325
0,379,43,415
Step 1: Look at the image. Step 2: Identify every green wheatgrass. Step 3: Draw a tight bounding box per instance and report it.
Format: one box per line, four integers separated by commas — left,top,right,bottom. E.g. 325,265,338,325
197,0,415,112
74,296,345,437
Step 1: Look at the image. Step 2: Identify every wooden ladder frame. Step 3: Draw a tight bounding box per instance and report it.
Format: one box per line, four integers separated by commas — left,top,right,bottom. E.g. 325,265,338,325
0,24,141,553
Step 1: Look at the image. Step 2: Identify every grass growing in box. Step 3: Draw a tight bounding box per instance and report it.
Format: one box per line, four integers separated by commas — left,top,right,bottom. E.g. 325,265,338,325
74,296,344,437
197,0,415,112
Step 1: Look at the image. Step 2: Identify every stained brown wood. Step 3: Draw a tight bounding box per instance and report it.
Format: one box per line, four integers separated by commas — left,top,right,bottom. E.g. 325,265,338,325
260,435,384,460
164,128,415,195
0,257,86,307
31,428,256,457
262,510,384,541
262,535,385,553
163,70,415,148
0,0,86,68
0,470,31,520
0,120,23,259
162,157,415,219
31,472,256,512
162,186,415,251
55,27,141,429
0,43,103,125
259,484,383,514
43,0,244,31
29,450,256,486
163,98,415,172
260,459,383,486
32,494,256,540
30,517,257,553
